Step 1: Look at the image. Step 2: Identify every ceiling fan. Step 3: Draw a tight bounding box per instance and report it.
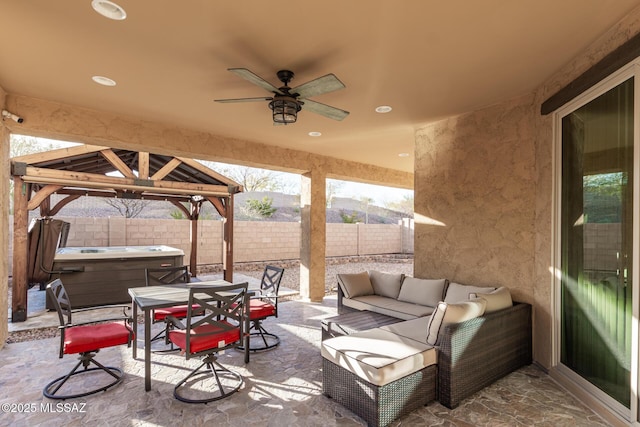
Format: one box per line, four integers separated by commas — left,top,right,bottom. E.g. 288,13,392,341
214,68,349,125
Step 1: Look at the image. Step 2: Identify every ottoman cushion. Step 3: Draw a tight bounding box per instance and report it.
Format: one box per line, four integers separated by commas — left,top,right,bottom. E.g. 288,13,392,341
321,327,436,387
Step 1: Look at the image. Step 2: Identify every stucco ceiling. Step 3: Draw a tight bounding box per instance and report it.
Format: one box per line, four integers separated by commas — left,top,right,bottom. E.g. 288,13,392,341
1,0,639,174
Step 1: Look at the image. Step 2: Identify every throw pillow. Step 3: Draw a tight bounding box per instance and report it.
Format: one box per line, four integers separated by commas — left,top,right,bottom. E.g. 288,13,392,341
397,277,447,307
469,286,512,313
443,282,496,303
369,270,404,299
337,272,374,298
426,299,487,345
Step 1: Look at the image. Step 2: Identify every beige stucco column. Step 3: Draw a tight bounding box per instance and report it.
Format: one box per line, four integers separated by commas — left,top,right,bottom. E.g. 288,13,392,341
0,86,9,345
300,165,326,302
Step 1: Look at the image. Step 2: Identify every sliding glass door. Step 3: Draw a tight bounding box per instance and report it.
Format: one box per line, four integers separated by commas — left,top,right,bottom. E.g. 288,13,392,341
559,76,634,409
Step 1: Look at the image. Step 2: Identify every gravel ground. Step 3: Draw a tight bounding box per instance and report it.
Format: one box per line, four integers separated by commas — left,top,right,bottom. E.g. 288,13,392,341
264,260,412,294
6,257,413,344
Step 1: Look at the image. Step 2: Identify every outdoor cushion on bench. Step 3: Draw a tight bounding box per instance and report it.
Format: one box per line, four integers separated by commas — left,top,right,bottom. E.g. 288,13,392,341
379,316,431,343
343,295,435,320
321,328,436,386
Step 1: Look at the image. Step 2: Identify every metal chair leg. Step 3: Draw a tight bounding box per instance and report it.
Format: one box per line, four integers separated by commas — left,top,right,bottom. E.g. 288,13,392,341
43,352,124,400
173,354,243,404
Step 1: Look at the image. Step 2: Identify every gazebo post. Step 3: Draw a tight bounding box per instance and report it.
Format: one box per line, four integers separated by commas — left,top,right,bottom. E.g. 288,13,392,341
223,194,234,282
11,176,29,322
189,200,200,278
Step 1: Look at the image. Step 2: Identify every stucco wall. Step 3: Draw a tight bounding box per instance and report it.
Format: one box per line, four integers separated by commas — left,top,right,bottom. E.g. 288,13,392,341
414,7,640,373
414,94,537,300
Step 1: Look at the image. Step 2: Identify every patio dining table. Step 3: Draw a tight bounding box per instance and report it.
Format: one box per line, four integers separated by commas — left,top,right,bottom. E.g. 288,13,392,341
128,280,254,391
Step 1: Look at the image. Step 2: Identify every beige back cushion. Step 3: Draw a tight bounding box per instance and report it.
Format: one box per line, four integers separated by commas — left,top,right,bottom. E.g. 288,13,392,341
337,272,374,298
397,277,447,307
469,286,512,313
426,299,487,345
369,270,404,299
444,282,496,303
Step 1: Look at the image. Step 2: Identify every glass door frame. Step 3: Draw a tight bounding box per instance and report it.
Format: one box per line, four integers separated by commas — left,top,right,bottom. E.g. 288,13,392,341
552,60,640,423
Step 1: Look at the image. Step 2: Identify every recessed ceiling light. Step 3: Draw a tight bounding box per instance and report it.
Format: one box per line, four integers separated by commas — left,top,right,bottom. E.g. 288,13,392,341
398,153,410,157
92,75,117,86
308,131,322,137
375,105,393,113
91,0,127,20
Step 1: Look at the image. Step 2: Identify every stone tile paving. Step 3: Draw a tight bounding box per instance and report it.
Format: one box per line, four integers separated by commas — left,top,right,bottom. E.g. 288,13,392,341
2,259,610,425
2,294,610,426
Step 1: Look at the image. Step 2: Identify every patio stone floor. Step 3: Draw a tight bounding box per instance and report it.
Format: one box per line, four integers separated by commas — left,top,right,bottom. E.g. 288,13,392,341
2,276,610,426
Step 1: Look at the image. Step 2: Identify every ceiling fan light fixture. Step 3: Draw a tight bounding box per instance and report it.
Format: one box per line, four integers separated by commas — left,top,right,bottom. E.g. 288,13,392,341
269,96,301,124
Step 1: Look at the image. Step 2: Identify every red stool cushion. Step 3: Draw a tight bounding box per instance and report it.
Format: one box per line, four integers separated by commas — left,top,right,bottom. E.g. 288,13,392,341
64,322,133,355
169,321,240,354
153,304,201,321
249,299,276,320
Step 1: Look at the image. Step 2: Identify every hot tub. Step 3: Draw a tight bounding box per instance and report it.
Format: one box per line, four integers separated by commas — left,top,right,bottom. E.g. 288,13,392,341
47,245,185,309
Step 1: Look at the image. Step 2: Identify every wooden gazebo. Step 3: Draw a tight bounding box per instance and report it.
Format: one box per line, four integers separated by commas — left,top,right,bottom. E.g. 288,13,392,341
10,144,242,322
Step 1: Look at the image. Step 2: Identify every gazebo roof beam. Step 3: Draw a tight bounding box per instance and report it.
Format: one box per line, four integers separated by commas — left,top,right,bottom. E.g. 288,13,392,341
11,144,109,164
20,167,232,197
54,188,195,203
100,149,136,178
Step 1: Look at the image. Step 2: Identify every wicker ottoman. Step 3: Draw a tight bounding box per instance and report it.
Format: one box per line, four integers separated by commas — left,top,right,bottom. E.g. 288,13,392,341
321,328,437,427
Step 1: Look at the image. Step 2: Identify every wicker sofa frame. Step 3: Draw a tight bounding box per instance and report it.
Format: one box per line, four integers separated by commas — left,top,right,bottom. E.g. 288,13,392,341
437,301,532,408
322,358,436,427
334,285,533,409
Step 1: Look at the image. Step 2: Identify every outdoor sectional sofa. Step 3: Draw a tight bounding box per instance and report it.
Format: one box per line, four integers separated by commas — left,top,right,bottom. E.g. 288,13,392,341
321,271,532,427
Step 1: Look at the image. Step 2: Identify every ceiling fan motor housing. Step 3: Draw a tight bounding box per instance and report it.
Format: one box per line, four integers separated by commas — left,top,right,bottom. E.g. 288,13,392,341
276,70,295,86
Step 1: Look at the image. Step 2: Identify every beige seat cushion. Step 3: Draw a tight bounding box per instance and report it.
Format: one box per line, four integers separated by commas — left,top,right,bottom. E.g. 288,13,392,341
344,295,435,320
380,316,431,343
321,327,437,386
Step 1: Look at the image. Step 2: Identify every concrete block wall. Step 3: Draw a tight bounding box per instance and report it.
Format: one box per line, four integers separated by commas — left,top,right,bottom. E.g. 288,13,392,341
584,223,621,274
401,218,414,254
358,223,402,255
326,223,358,256
8,216,412,275
64,217,110,247
234,221,300,262
196,220,224,265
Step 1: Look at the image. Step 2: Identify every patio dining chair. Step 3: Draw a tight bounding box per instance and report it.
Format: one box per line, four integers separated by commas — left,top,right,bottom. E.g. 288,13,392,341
166,282,249,403
145,265,202,351
43,279,134,400
241,265,284,352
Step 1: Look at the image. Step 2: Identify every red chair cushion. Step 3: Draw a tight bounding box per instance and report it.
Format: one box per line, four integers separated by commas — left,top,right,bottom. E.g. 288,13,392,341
168,321,240,354
153,304,201,321
64,322,133,355
249,299,276,320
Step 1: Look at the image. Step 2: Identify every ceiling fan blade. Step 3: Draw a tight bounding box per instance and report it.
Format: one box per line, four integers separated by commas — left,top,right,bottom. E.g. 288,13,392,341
228,68,283,95
301,99,349,121
292,74,345,98
214,97,273,103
